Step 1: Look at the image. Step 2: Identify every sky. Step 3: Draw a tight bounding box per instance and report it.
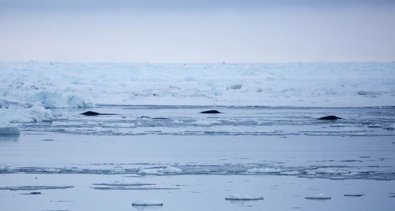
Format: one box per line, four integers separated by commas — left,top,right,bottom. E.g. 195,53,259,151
0,0,395,63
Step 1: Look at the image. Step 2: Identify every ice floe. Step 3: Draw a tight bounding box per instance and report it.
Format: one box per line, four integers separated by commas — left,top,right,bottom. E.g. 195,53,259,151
247,167,282,174
29,91,93,109
137,166,182,175
92,182,178,191
1,163,394,180
0,102,53,123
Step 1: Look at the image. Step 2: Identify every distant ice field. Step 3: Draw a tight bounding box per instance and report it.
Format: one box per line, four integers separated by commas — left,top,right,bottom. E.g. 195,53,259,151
2,62,395,126
1,62,395,108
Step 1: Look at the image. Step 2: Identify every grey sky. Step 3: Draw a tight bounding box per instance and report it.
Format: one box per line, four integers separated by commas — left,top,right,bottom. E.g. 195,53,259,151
1,0,394,62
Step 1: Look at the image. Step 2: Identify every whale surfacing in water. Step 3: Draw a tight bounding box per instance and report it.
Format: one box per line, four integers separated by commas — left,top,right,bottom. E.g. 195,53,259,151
200,110,221,114
318,115,342,120
80,111,116,116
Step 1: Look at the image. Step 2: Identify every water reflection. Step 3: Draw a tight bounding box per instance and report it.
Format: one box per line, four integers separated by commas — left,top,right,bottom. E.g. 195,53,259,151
226,200,257,207
0,135,19,142
133,205,163,211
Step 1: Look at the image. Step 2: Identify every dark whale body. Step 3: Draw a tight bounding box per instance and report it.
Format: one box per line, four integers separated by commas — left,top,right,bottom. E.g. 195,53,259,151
200,110,221,114
80,111,117,116
318,115,342,120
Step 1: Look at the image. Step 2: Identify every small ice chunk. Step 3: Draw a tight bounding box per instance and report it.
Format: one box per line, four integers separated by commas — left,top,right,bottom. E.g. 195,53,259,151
159,166,182,174
137,168,160,175
132,200,163,206
93,183,155,187
225,194,264,201
247,167,282,174
138,166,182,175
0,126,20,136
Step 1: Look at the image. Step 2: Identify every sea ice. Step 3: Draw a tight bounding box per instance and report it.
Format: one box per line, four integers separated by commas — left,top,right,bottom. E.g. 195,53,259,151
29,91,93,109
1,62,394,107
137,166,182,175
159,166,183,174
247,167,282,174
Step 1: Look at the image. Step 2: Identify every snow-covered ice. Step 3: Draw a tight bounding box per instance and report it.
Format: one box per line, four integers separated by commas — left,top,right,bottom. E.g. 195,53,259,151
1,61,394,129
1,62,394,108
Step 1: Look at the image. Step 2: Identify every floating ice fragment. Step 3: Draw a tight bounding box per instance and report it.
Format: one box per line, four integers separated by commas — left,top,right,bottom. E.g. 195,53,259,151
160,166,182,174
92,186,177,191
93,183,155,187
247,167,282,174
0,102,53,123
225,194,264,201
137,166,182,175
91,182,177,190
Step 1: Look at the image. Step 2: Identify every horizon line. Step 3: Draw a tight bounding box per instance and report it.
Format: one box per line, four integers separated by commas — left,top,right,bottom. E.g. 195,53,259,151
1,60,394,65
